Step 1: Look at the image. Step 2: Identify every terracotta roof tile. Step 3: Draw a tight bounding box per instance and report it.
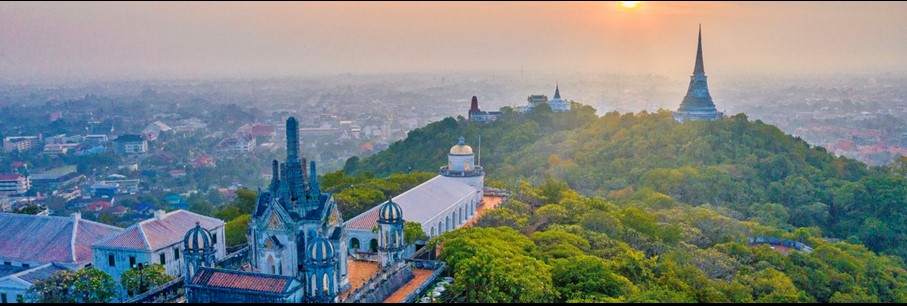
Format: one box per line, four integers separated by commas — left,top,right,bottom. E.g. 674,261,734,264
191,267,294,293
0,174,23,180
92,210,223,251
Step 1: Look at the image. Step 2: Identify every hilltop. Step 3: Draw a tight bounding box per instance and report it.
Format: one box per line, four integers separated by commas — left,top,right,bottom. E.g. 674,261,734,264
345,104,907,260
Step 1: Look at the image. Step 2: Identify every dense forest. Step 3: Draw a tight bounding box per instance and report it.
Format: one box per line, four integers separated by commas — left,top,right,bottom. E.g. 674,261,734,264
346,103,907,260
435,179,906,302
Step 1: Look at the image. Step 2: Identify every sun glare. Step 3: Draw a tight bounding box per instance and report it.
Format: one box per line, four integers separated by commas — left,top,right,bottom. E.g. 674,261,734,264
619,1,640,9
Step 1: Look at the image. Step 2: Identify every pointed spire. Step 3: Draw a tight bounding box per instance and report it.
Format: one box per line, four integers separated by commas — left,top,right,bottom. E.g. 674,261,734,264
553,82,561,99
309,160,319,198
269,159,279,192
286,117,299,159
693,24,705,75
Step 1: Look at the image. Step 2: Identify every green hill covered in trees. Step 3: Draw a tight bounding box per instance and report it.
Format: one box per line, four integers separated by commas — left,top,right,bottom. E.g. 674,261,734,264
336,103,907,302
347,103,907,260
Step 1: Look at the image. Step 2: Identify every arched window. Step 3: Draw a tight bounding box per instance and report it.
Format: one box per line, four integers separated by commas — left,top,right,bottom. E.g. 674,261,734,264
350,238,360,250
453,211,458,226
311,273,317,296
446,216,451,231
267,255,275,274
438,221,443,234
369,239,378,252
464,161,471,171
323,273,330,295
431,226,435,237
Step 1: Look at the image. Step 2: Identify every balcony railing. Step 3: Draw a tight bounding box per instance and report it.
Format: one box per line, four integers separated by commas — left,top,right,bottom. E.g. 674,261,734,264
438,166,484,177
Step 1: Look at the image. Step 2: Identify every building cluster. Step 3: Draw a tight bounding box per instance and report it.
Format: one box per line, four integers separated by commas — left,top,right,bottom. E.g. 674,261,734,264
0,115,488,303
515,84,572,113
184,117,478,303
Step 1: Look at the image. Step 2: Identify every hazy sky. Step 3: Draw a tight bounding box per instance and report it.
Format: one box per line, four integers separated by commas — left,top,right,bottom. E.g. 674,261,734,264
2,1,907,82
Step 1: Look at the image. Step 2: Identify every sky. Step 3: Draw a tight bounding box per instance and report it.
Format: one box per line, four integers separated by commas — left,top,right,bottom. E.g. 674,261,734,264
2,1,907,82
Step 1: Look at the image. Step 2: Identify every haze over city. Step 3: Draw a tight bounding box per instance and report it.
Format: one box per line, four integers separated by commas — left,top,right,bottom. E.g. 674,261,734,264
2,1,907,83
2,2,907,304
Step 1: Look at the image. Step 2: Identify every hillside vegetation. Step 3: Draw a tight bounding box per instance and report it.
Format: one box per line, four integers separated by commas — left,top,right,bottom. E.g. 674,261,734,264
348,104,907,260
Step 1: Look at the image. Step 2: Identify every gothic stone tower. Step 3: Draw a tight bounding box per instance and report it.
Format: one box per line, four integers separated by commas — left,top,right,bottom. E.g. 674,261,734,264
248,116,350,300
673,25,725,123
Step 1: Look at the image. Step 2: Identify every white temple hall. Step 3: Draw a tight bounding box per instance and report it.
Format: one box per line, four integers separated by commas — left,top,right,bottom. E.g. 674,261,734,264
345,136,485,252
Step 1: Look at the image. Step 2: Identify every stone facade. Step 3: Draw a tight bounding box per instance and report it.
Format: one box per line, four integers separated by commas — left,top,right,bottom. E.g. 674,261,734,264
248,117,350,302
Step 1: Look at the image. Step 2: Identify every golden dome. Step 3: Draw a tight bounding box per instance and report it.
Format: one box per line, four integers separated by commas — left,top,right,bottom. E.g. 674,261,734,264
449,144,473,155
449,136,473,155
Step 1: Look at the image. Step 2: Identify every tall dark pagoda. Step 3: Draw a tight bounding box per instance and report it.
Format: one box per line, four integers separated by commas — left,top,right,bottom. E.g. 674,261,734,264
673,25,725,122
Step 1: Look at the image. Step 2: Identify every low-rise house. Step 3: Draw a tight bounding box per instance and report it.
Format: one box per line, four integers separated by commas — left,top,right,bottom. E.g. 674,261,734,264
0,212,122,302
90,210,226,283
0,263,69,303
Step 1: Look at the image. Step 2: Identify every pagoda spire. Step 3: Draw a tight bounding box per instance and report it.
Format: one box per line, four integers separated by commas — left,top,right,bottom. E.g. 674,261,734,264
693,24,705,76
554,82,561,99
286,117,299,159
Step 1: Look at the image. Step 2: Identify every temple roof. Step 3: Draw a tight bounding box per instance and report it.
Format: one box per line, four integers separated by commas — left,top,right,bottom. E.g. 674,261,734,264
345,175,476,231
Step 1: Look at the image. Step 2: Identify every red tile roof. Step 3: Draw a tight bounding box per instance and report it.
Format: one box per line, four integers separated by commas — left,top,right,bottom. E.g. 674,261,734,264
0,213,122,265
347,207,380,230
190,267,295,293
92,210,223,251
0,174,23,181
88,201,111,210
192,155,215,166
251,124,276,136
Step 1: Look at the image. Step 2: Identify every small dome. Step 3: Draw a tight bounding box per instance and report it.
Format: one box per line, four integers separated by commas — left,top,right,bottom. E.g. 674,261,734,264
183,222,213,254
378,199,403,223
307,237,335,264
449,136,473,155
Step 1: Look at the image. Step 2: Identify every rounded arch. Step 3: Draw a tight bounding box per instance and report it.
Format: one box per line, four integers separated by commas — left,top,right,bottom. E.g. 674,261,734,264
453,211,458,227
322,273,330,295
369,238,378,252
446,216,451,231
430,226,435,237
438,221,443,234
267,254,276,274
350,237,360,250
310,273,317,296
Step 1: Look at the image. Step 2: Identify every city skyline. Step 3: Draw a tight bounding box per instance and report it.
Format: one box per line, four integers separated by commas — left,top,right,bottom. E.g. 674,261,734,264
2,2,907,82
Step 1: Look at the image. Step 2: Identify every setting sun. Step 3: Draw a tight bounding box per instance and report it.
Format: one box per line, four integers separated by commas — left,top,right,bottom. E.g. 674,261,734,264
619,1,641,9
